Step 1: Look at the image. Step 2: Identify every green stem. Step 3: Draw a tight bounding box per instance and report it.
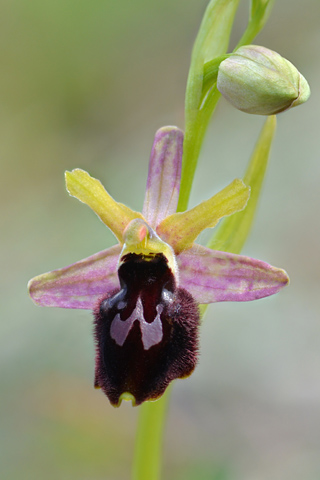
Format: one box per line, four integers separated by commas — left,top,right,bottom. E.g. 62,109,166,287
132,388,171,480
177,86,221,212
234,20,258,50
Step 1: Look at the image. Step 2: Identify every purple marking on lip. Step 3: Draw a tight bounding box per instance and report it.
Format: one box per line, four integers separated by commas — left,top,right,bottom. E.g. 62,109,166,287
110,297,163,350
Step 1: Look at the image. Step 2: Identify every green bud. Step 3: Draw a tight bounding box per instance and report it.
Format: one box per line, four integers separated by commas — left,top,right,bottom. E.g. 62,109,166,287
217,45,310,115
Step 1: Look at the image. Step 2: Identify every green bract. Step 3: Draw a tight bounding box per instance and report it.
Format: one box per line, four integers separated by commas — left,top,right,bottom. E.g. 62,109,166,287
217,45,310,115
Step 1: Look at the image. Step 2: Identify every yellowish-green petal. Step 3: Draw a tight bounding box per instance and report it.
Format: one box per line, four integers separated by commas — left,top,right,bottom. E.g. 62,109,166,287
157,179,250,253
65,169,143,243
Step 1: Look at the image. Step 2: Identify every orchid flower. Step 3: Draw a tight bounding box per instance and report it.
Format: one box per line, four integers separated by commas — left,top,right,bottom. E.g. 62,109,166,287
28,126,288,407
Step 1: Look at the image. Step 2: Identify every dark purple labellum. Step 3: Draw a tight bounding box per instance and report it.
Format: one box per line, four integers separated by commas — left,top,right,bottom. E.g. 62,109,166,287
93,252,199,406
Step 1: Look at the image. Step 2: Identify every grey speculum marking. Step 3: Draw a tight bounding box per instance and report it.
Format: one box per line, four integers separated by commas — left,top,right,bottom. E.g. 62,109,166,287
110,297,163,350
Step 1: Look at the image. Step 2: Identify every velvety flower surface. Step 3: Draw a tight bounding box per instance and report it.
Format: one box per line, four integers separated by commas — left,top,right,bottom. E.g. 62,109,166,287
28,126,289,406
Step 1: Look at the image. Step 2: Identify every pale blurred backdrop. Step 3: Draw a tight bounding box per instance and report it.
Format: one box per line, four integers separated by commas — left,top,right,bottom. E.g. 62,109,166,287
1,1,319,479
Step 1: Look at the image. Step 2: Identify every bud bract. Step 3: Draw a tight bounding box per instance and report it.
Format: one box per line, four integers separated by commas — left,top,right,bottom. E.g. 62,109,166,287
217,45,310,115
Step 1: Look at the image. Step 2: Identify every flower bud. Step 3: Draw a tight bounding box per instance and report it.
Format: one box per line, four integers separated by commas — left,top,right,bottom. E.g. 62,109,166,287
217,45,310,115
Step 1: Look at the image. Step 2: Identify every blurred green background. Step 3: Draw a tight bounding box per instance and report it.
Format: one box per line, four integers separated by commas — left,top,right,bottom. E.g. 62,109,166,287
1,0,319,479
